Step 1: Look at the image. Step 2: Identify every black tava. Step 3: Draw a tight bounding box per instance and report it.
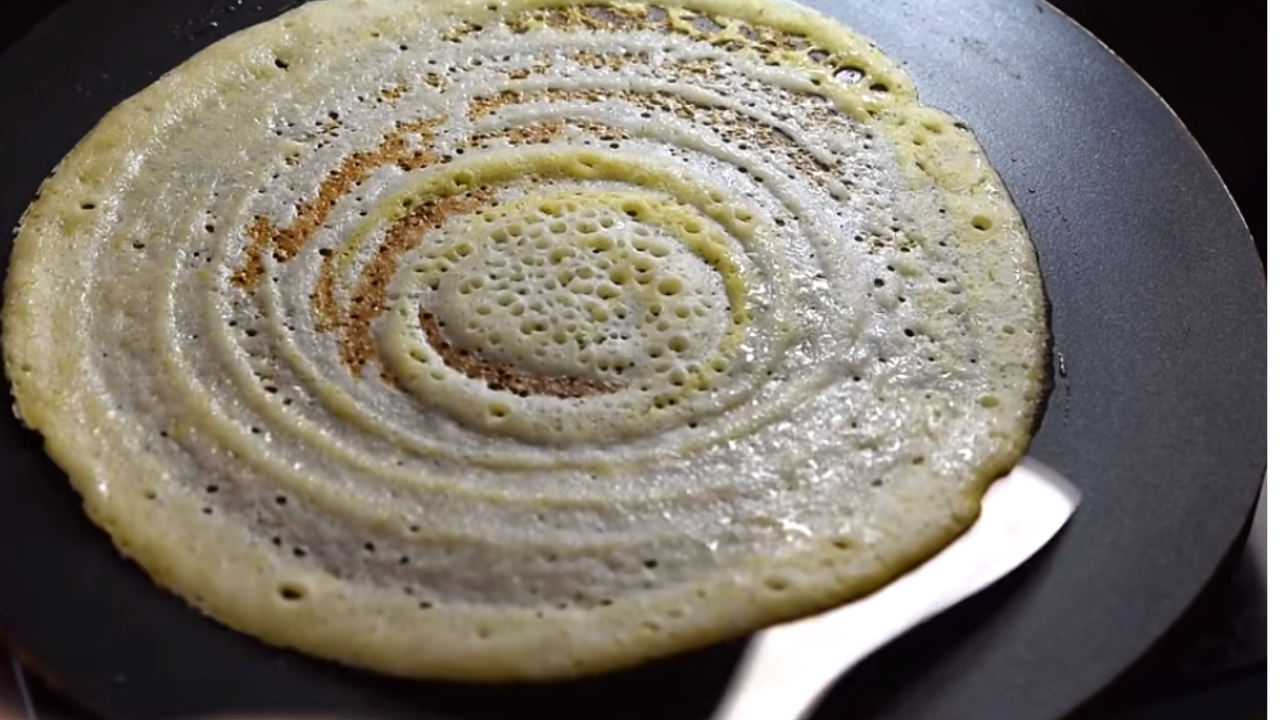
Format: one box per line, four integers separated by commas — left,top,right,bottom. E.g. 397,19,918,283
0,1,1265,719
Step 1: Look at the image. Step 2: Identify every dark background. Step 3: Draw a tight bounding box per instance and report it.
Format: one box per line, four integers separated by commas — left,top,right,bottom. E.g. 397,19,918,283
0,0,1266,264
1050,0,1265,264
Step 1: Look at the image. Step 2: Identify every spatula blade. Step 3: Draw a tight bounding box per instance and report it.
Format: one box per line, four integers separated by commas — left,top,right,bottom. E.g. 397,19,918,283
711,458,1081,720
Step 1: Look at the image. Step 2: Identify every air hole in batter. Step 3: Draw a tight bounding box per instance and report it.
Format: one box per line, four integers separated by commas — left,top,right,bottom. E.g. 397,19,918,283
278,583,307,602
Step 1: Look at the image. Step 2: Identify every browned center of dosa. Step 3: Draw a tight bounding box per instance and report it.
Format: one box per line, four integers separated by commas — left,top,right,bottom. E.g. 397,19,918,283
227,59,835,388
419,312,619,399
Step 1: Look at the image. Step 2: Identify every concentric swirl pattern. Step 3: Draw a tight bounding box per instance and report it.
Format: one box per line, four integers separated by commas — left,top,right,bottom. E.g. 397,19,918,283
3,0,1049,680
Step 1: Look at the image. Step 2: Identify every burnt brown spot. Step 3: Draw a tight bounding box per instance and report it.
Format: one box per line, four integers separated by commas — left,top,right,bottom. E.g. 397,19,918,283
542,4,650,32
468,90,523,121
380,83,411,101
312,251,341,335
306,118,625,381
331,188,497,377
232,118,442,290
498,5,810,59
505,120,566,145
234,216,275,291
571,50,631,71
420,312,619,399
467,119,620,152
442,21,484,43
463,86,840,178
574,120,631,142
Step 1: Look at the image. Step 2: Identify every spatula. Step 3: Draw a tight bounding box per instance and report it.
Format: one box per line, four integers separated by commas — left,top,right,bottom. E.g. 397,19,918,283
710,458,1081,720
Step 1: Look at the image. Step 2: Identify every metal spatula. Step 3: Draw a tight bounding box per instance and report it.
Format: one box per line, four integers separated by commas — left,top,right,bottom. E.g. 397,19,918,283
711,459,1081,720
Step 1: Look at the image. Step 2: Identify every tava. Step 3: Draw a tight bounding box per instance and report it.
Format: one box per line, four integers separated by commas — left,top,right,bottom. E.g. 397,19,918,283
0,1,1265,719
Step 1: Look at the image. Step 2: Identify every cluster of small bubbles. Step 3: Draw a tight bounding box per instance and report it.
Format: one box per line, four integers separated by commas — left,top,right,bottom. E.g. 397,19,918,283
400,189,742,413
